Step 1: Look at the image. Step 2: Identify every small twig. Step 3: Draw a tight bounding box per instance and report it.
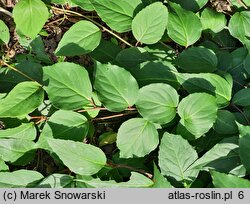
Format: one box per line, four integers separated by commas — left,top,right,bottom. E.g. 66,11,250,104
231,103,250,125
135,41,140,47
106,162,153,179
0,60,41,85
45,17,66,26
237,0,248,9
0,7,12,17
78,107,137,113
51,6,133,47
30,116,48,124
92,111,138,121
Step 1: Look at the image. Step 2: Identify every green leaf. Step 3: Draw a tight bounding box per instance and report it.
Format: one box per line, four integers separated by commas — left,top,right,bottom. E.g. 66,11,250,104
98,132,117,147
37,110,89,150
0,61,43,92
177,93,218,137
13,0,49,39
178,73,232,108
169,0,208,11
0,20,10,44
71,0,94,11
214,110,238,135
90,39,122,63
200,8,226,33
0,158,9,172
190,137,240,173
229,11,250,47
117,118,159,158
0,81,44,118
55,20,101,56
0,138,35,163
76,172,153,187
211,171,250,188
232,88,250,106
30,36,52,64
238,123,250,172
175,47,218,73
91,0,143,32
94,62,139,112
126,60,180,89
158,132,199,184
144,43,176,61
116,47,157,68
167,3,202,47
152,163,172,188
0,123,36,140
132,2,168,44
43,62,92,110
135,83,179,124
0,170,43,188
37,174,74,188
231,0,250,8
244,54,250,75
47,139,107,175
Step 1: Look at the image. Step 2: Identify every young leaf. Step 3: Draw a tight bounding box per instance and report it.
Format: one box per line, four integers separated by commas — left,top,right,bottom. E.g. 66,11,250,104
167,3,202,47
232,88,250,106
37,110,89,150
158,132,199,184
37,174,74,188
136,83,179,124
47,139,107,175
98,132,117,147
229,11,250,47
132,2,168,44
0,123,36,140
76,172,153,188
55,20,101,56
0,139,35,163
211,171,250,188
175,47,218,73
117,118,159,158
94,62,139,112
43,62,92,110
238,123,250,172
214,110,238,135
152,163,172,188
0,81,44,118
91,0,143,32
13,0,49,39
178,73,232,108
200,8,226,33
177,93,218,137
0,170,43,188
0,20,10,44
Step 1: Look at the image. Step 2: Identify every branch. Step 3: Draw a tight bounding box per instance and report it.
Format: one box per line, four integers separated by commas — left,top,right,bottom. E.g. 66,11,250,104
237,0,248,9
0,7,12,17
0,61,41,85
51,6,133,47
106,162,153,179
231,103,250,125
92,111,138,122
77,107,137,113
